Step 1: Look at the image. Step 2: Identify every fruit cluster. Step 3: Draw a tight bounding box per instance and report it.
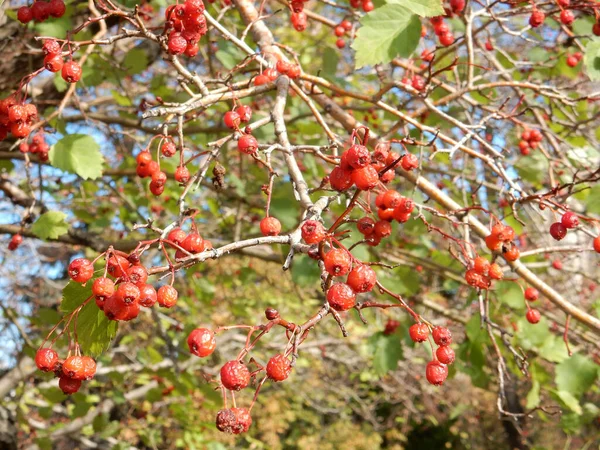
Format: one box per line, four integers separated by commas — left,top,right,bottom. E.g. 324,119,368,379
164,0,208,57
566,51,583,68
549,211,578,241
524,287,541,324
409,324,454,385
0,96,38,141
17,0,66,24
349,0,374,13
429,16,455,47
136,147,190,196
517,128,543,155
485,222,519,261
19,131,50,161
166,226,213,259
42,39,82,83
464,255,504,290
333,20,353,49
35,347,97,395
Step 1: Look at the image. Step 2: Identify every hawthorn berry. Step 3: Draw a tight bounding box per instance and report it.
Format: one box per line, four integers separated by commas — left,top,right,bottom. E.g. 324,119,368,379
362,0,374,12
593,236,600,253
266,354,292,381
549,222,567,241
59,376,82,395
346,144,370,169
411,75,426,91
382,190,403,209
409,323,429,343
31,1,51,22
137,284,157,307
92,277,115,301
334,25,345,37
63,356,86,380
238,134,259,155
426,360,448,386
235,105,252,122
488,263,503,280
301,220,326,244
260,216,282,236
326,283,356,311
529,10,545,27
438,32,455,47
329,166,353,191
336,39,346,49
352,165,379,191
552,259,563,270
524,287,539,301
254,74,270,86
503,246,520,262
187,328,217,357
465,268,490,289
231,408,252,434
224,111,241,129
175,165,190,183
432,326,452,346
377,208,395,222
357,217,376,235
324,248,352,276
126,265,148,285
401,153,419,171
168,32,187,54
373,220,392,239
526,309,541,324
436,346,455,365
115,282,141,304
49,0,66,18
291,11,308,31
346,264,377,293
68,258,94,284
35,348,59,372
157,285,178,308
81,356,97,380
560,9,574,25
485,40,494,51
167,228,187,247
17,6,33,23
182,232,204,253
450,0,465,13
566,55,579,68
62,61,82,83
472,256,490,275
44,55,64,72
220,360,250,390
561,211,578,229
161,141,177,157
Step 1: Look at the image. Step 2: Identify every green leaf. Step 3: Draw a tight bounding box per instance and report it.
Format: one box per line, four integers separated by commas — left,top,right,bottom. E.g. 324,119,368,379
111,90,132,107
35,17,71,38
555,353,598,398
526,380,540,409
555,390,582,415
49,134,104,180
31,211,69,241
60,282,118,357
385,0,444,17
322,47,340,78
352,5,421,68
368,332,403,376
291,254,321,287
122,48,149,75
584,40,600,81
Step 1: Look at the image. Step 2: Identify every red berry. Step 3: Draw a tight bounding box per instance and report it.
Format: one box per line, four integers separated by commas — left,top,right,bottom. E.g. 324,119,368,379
216,409,237,433
301,220,327,244
524,287,539,301
235,105,252,122
488,263,503,280
336,38,346,49
409,323,429,343
450,0,465,12
17,6,33,23
107,254,130,278
81,356,97,380
326,283,356,311
63,356,86,380
104,294,140,321
181,232,204,253
167,228,187,247
346,144,370,169
157,285,178,308
426,360,448,386
266,354,292,381
529,10,545,27
224,111,241,129
382,190,403,209
31,1,50,22
560,9,574,25
357,217,376,235
168,32,187,54
231,407,252,434
42,39,61,56
329,166,353,191
485,40,494,51
549,222,567,241
593,22,600,36
346,264,377,293
362,0,374,11
44,55,64,73
401,153,419,171
92,277,115,301
465,268,491,289
68,258,94,283
472,256,490,275
62,61,82,83
341,20,352,30
432,326,452,346
187,328,217,357
138,284,158,307
552,259,563,270
151,170,167,188
115,282,140,304
561,211,579,229
8,105,26,123
59,377,82,395
161,141,177,157
438,32,455,47
526,309,541,324
324,248,352,276
49,0,66,18
290,11,308,31
593,236,600,253
411,75,425,91
352,165,379,190
566,55,578,67
254,74,270,86
238,134,259,154
436,346,455,365
220,360,250,390
377,207,394,222
126,265,148,285
260,217,282,236
421,48,434,62
503,246,520,262
35,348,59,372
334,25,345,37
373,220,391,239
175,165,190,183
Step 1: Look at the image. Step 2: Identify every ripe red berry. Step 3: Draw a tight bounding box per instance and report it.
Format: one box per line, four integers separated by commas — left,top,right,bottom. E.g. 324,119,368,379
187,328,217,357
151,171,167,189
235,105,252,122
335,38,346,49
167,228,187,247
382,190,402,209
485,40,494,51
334,25,345,37
346,264,377,293
49,0,66,18
92,277,115,301
220,360,250,390
301,220,326,244
373,220,392,238
472,256,490,275
436,346,455,365
341,19,352,30
115,282,141,304
438,32,455,47
260,216,282,236
231,408,252,434
161,141,177,157
59,376,82,395
488,263,503,280
426,360,448,386
138,284,158,307
560,9,574,25
352,165,379,190
329,166,353,191
529,10,545,27
266,354,292,381
17,6,33,23
345,144,370,169
357,217,376,235
35,348,59,372
411,75,425,91
126,265,148,285
409,323,429,343
362,0,374,11
107,254,130,278
291,11,308,31
168,32,187,54
81,356,97,380
175,165,190,183
450,0,465,12
503,246,520,262
68,258,94,283
238,134,259,155
181,232,204,253
549,222,567,241
594,22,600,36
401,153,419,171
552,259,563,270
157,285,178,308
465,268,491,289
324,248,352,276
31,1,50,22
432,326,452,346
44,54,64,72
561,211,579,229
254,74,270,86
62,61,82,83
216,409,237,433
524,287,539,301
103,294,140,321
224,111,241,129
593,236,600,253
327,283,356,311
63,356,86,380
377,208,394,222
526,309,541,324
566,55,579,67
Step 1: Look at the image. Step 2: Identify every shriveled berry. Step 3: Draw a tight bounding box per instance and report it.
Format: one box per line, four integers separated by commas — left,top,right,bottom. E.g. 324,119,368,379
488,263,503,280
357,216,376,235
346,264,377,293
426,360,448,386
161,141,177,157
175,165,190,183
187,328,217,357
409,323,429,343
220,360,250,390
465,268,491,289
472,256,490,275
157,285,178,308
526,309,541,324
301,220,326,244
524,287,539,301
35,348,59,372
68,258,94,283
216,408,237,433
432,326,452,346
327,283,356,311
235,105,252,122
266,354,292,381
168,32,187,54
436,346,455,365
549,222,567,241
231,407,252,434
62,61,82,83
260,216,282,236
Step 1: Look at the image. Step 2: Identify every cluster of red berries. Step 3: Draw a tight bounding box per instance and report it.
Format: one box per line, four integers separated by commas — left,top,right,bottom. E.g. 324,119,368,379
42,40,82,83
166,226,213,259
566,51,583,68
464,255,504,290
523,286,541,324
485,222,520,261
0,95,38,140
349,0,374,13
136,149,189,195
17,0,65,24
254,59,301,86
329,140,418,193
333,20,353,49
517,128,543,155
67,254,180,321
549,211,578,241
8,234,23,251
429,16,455,47
289,0,309,32
19,131,50,161
409,324,454,385
35,348,96,395
164,0,207,57
401,74,427,91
